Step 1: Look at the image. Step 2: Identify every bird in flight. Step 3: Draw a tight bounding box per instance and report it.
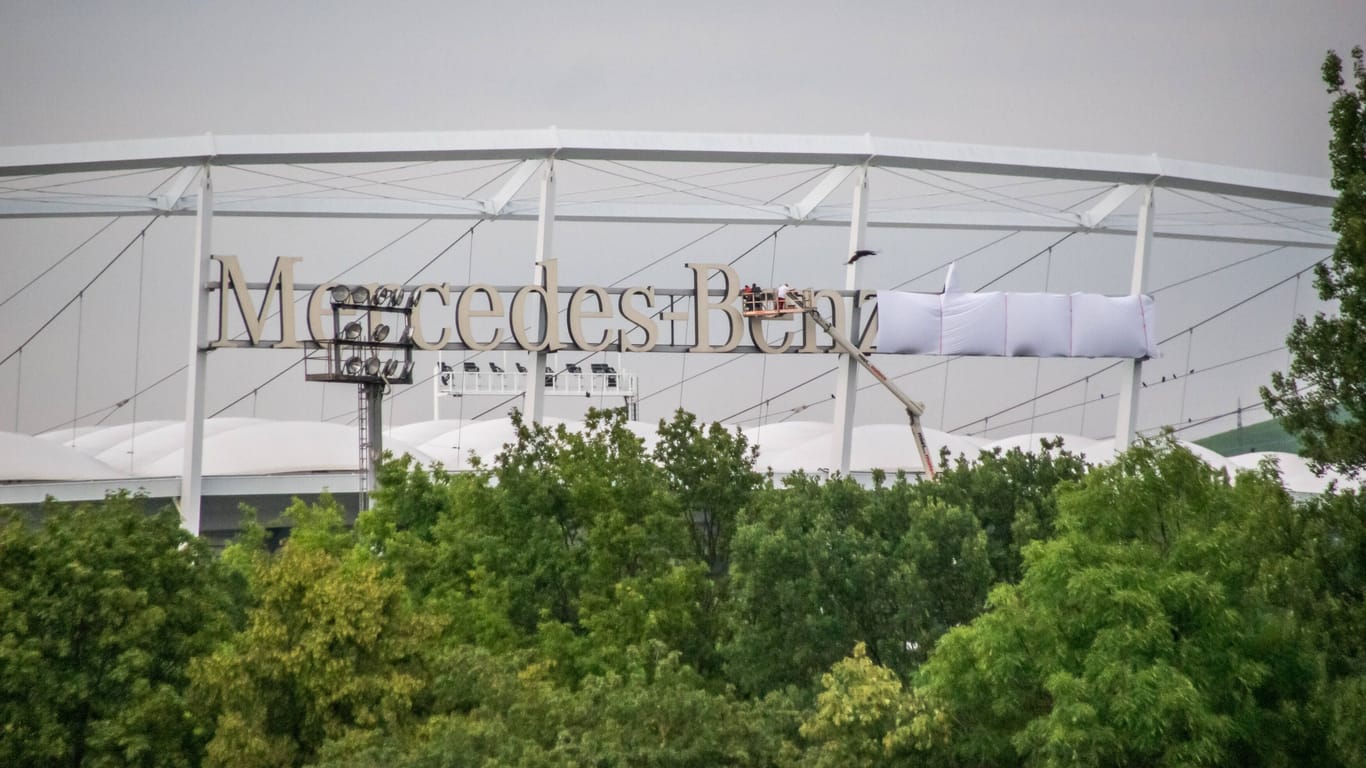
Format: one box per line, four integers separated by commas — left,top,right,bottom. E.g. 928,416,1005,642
848,249,878,264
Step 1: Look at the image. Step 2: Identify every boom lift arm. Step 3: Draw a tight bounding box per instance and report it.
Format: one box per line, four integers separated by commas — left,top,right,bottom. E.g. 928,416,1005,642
786,293,938,480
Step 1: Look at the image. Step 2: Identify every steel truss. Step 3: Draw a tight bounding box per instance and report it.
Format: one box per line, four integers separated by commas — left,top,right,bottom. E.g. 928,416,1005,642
0,130,1339,532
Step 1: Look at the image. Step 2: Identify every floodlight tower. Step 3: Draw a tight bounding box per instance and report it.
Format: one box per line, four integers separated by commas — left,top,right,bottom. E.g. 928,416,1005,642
304,285,417,510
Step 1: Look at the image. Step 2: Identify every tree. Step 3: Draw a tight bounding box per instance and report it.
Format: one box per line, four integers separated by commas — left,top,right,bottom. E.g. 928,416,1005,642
1263,46,1366,475
311,643,788,768
908,442,1326,767
790,643,939,768
928,439,1087,584
723,472,993,695
384,408,724,681
653,409,763,575
1244,478,1366,767
0,494,232,768
190,496,442,768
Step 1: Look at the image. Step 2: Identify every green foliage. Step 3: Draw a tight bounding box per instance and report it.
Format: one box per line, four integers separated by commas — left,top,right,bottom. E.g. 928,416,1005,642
930,439,1088,583
365,453,454,544
791,643,941,768
0,493,232,768
909,442,1328,767
30,408,1366,766
1243,477,1366,767
723,472,993,695
189,496,442,768
310,642,786,768
653,409,763,575
1264,46,1366,475
386,408,747,681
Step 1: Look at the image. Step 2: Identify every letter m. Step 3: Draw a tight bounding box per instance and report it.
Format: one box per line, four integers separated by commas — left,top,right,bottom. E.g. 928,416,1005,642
211,255,301,347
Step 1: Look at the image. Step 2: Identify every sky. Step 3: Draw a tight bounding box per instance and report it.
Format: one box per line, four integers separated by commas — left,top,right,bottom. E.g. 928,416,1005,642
3,0,1360,174
0,0,1362,451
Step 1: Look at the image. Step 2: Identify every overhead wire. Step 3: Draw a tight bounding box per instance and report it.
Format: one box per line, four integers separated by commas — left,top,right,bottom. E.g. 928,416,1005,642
722,229,1077,425
220,159,521,205
852,242,1304,432
36,366,184,433
1167,187,1333,243
470,222,794,420
557,162,769,202
364,161,839,422
702,182,1119,426
713,198,1305,433
23,162,1325,443
463,162,834,421
881,166,1084,223
949,255,1328,434
968,342,1290,436
0,217,123,309
0,166,178,197
81,159,525,426
202,161,519,413
0,215,162,369
209,219,485,418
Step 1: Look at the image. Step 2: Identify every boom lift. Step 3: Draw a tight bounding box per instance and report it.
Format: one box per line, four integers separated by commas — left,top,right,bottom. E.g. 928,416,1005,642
743,289,937,479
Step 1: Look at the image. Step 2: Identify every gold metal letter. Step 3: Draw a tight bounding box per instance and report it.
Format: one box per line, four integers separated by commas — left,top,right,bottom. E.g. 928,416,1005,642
857,290,879,353
509,259,562,352
456,284,505,351
411,283,454,350
617,286,659,352
684,262,742,353
799,289,847,353
211,255,301,347
567,285,613,352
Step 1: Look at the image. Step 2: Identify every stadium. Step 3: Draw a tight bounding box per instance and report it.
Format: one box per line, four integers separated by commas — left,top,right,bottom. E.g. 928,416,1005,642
0,129,1343,537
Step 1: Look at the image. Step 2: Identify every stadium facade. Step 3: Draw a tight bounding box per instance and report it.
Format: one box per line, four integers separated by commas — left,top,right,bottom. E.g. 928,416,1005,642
0,130,1340,533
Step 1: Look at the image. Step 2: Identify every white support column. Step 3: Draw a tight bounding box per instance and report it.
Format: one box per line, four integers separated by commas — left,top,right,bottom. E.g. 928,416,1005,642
433,355,441,421
524,160,555,424
831,166,868,474
180,165,212,534
1114,184,1155,451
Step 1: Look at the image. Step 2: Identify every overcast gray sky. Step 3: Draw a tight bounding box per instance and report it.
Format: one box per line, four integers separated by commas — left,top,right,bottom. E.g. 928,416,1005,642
3,0,1360,173
0,0,1361,446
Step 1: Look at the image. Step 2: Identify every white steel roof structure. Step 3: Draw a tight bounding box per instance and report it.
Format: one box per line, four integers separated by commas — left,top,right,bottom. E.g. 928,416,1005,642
0,417,1349,541
0,130,1339,533
0,130,1334,249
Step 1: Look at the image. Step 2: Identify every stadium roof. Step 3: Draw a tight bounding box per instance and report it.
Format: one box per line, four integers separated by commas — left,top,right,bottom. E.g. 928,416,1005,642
1,418,1352,517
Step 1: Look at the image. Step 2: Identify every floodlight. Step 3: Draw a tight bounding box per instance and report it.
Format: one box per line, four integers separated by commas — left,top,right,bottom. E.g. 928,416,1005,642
401,360,415,378
398,326,414,345
344,355,363,375
342,321,363,341
371,324,390,343
375,286,395,306
388,288,406,307
364,357,382,376
350,286,371,305
383,358,400,377
329,285,351,303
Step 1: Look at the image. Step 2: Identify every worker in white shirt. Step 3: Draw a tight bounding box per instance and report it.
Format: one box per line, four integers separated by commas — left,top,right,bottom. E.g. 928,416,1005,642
776,282,792,310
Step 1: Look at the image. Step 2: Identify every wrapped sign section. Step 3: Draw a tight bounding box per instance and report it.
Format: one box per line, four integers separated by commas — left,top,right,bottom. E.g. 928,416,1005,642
876,290,1157,359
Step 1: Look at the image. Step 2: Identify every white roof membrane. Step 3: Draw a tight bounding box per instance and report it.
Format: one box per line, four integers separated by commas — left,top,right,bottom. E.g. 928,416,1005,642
1,418,1353,499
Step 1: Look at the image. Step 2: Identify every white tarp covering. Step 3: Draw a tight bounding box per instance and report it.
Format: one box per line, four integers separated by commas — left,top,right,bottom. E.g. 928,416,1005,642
1069,293,1157,358
877,290,1156,358
875,291,941,354
1005,293,1072,356
941,292,1007,356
